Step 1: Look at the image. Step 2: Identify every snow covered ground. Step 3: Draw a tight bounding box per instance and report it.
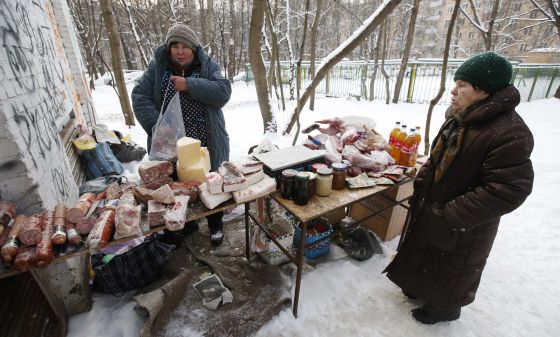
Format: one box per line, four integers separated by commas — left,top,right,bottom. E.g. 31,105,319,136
68,77,560,337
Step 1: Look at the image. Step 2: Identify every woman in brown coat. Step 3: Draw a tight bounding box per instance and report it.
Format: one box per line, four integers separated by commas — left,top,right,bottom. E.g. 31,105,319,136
385,52,534,324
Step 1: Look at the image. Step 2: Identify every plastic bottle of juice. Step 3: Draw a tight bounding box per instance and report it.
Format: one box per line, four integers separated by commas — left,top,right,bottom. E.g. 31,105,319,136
399,128,416,166
391,124,407,163
410,126,422,166
389,121,401,152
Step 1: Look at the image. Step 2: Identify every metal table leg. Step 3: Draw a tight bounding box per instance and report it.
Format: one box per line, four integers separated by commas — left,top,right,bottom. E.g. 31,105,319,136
292,220,308,317
245,202,251,261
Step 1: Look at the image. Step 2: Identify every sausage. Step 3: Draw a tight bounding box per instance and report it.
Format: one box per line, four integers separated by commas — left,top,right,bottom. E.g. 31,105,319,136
18,214,42,246
1,214,25,264
66,192,96,223
35,210,54,268
86,210,115,250
0,201,16,235
66,222,82,246
51,203,67,245
13,246,36,272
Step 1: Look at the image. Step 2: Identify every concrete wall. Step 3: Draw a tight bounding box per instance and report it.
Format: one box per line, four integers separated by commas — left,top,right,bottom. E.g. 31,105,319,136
0,0,95,213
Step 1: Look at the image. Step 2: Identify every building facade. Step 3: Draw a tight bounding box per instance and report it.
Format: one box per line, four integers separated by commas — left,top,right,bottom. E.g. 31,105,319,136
0,0,96,213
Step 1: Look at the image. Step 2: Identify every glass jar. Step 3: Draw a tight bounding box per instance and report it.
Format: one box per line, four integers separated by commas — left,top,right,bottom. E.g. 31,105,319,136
307,172,316,199
331,163,347,190
294,172,310,206
315,168,333,197
312,163,328,173
281,169,298,199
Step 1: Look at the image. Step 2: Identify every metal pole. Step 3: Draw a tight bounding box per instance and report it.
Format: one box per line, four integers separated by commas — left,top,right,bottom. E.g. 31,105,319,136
245,203,250,261
527,68,540,102
293,221,308,317
407,63,417,103
545,67,558,98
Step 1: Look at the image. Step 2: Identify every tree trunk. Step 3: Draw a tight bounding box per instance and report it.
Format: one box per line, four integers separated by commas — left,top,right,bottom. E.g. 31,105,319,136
485,0,500,50
285,0,403,134
122,0,148,68
393,0,420,103
555,84,560,99
236,0,246,75
285,0,296,100
99,0,135,126
380,21,391,105
292,0,312,145
227,0,235,80
207,0,217,57
198,0,208,46
370,31,381,101
309,0,323,110
116,18,134,70
423,0,461,154
265,1,285,111
249,0,274,133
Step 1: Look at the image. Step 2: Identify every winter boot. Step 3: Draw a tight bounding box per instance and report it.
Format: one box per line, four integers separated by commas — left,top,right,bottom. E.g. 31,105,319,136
207,212,224,245
412,304,461,324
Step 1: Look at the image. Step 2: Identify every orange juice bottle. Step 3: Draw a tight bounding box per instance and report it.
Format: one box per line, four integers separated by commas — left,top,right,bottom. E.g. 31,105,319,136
399,128,416,166
389,121,401,152
410,126,422,166
391,124,407,163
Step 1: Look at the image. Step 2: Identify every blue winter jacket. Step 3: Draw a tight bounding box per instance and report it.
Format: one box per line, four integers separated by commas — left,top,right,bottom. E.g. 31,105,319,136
132,44,231,171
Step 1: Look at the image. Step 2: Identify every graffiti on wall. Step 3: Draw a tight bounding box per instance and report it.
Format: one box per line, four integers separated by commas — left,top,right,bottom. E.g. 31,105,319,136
0,0,80,205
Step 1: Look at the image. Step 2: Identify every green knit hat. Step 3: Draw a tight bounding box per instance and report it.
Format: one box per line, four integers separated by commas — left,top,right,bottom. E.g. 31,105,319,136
454,52,513,94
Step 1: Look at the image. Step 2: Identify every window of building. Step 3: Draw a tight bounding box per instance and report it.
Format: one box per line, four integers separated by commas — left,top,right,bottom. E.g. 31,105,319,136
524,26,533,35
448,5,453,14
445,19,450,28
458,32,463,38
512,2,521,12
519,43,526,51
468,31,475,39
459,18,465,25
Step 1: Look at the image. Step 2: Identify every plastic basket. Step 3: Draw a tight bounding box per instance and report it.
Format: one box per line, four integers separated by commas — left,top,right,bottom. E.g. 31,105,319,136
293,223,333,260
257,220,294,265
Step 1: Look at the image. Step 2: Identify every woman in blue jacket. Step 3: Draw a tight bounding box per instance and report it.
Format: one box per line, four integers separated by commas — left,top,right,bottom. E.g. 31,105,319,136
132,23,231,245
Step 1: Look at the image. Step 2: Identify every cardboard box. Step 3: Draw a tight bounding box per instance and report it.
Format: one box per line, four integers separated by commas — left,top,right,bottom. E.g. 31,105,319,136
349,180,413,241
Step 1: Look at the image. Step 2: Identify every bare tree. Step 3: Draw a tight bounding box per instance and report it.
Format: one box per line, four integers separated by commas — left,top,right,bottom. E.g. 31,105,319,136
380,20,391,105
393,0,420,103
285,0,404,137
423,0,461,154
461,0,500,51
249,0,274,133
121,0,148,68
264,0,286,111
309,0,324,110
99,0,135,126
531,0,560,98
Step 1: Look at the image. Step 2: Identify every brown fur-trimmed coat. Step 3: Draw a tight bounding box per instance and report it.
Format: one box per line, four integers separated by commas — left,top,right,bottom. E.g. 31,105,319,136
385,85,534,308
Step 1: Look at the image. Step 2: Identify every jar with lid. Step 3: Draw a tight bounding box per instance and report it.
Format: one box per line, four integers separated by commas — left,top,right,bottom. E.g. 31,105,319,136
315,168,333,197
281,169,298,199
331,163,347,190
307,172,316,199
293,172,310,206
311,163,328,173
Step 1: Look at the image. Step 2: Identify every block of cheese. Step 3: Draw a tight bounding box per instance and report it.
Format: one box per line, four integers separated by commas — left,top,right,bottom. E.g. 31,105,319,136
201,147,211,171
177,160,208,183
177,137,202,167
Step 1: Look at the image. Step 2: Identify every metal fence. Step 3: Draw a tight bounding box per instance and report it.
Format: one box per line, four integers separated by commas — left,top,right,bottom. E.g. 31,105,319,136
246,60,560,104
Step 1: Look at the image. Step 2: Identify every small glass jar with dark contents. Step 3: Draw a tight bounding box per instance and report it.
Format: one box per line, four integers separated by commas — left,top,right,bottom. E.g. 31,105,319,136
281,169,298,199
294,172,310,206
307,172,316,199
331,162,347,190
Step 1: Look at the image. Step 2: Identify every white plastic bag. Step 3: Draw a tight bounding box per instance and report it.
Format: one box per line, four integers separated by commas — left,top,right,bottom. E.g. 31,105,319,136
150,92,185,161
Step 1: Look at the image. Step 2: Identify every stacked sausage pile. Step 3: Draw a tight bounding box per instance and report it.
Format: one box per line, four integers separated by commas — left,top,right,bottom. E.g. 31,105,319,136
0,202,80,272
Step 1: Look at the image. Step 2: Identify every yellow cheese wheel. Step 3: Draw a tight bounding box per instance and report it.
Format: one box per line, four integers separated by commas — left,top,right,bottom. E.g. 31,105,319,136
177,160,208,183
177,137,201,167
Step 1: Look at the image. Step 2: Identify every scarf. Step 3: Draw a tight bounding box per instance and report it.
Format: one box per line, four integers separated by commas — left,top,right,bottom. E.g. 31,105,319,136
430,113,465,183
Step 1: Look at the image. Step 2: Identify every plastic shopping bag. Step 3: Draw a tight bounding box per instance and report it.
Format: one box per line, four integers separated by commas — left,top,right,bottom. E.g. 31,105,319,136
149,92,185,161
